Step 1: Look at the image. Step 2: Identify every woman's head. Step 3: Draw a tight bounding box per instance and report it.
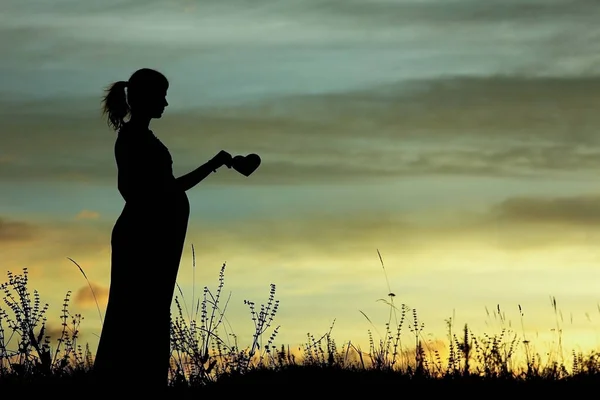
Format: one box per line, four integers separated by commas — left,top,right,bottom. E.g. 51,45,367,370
101,68,169,131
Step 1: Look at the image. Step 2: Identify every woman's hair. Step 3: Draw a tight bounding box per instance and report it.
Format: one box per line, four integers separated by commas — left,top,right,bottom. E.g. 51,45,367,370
101,68,169,131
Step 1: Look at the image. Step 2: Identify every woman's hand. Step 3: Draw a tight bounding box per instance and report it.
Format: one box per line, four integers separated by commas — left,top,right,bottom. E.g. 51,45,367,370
210,150,233,171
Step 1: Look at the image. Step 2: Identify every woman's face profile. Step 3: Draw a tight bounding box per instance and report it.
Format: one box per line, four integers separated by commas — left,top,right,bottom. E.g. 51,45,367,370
150,88,168,119
132,87,169,119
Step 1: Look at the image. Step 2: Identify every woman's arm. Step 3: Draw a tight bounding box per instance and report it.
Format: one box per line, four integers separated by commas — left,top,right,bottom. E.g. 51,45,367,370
176,150,232,192
176,158,222,192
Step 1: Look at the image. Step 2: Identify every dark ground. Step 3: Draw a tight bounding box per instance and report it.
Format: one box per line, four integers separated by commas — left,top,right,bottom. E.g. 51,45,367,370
2,366,597,398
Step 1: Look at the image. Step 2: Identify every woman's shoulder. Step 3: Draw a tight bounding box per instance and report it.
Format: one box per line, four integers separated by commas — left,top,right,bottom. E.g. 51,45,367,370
115,125,162,157
117,124,148,143
115,124,139,152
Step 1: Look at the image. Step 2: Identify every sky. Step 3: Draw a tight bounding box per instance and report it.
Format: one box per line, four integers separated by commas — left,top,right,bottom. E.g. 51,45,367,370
2,0,600,361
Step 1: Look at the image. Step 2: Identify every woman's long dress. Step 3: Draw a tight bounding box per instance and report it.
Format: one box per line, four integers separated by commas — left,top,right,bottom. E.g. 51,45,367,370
94,123,190,388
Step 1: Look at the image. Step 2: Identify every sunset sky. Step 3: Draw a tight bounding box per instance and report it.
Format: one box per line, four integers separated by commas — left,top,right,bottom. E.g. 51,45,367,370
2,0,600,359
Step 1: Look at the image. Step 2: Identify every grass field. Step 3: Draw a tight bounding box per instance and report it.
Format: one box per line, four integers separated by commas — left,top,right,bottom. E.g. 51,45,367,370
1,251,599,394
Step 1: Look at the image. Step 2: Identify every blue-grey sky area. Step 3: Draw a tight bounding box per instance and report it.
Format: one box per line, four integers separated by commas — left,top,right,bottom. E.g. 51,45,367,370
2,0,600,355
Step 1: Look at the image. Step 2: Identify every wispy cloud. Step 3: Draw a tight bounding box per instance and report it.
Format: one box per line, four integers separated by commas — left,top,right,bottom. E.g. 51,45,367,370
2,0,600,99
491,193,600,226
74,282,108,309
6,189,600,281
0,216,110,279
3,188,600,346
75,210,101,220
0,217,38,243
1,76,600,186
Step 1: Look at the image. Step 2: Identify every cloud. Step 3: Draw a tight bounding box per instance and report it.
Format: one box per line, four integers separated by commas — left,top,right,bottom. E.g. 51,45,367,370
74,282,108,309
3,190,600,348
0,154,15,164
43,323,69,343
491,193,600,227
41,321,93,345
6,0,599,47
203,190,600,258
3,0,600,85
3,187,600,289
0,217,39,243
76,210,101,220
0,216,111,281
160,75,600,181
183,197,599,263
2,75,600,186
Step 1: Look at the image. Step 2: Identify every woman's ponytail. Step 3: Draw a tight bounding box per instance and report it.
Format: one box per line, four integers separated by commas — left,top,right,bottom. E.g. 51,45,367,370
101,80,129,131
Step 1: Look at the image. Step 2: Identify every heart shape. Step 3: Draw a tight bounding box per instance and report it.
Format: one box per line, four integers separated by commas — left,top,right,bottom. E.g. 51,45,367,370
231,153,261,177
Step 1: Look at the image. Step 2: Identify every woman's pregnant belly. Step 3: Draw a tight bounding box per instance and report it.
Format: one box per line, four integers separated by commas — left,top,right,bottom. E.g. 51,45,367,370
116,190,190,236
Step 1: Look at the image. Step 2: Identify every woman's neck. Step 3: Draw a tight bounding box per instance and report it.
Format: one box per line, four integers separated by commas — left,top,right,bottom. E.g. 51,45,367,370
127,115,151,131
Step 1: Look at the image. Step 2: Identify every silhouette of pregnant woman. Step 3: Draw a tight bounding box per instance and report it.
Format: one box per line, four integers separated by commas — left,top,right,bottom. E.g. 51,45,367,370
94,68,232,388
